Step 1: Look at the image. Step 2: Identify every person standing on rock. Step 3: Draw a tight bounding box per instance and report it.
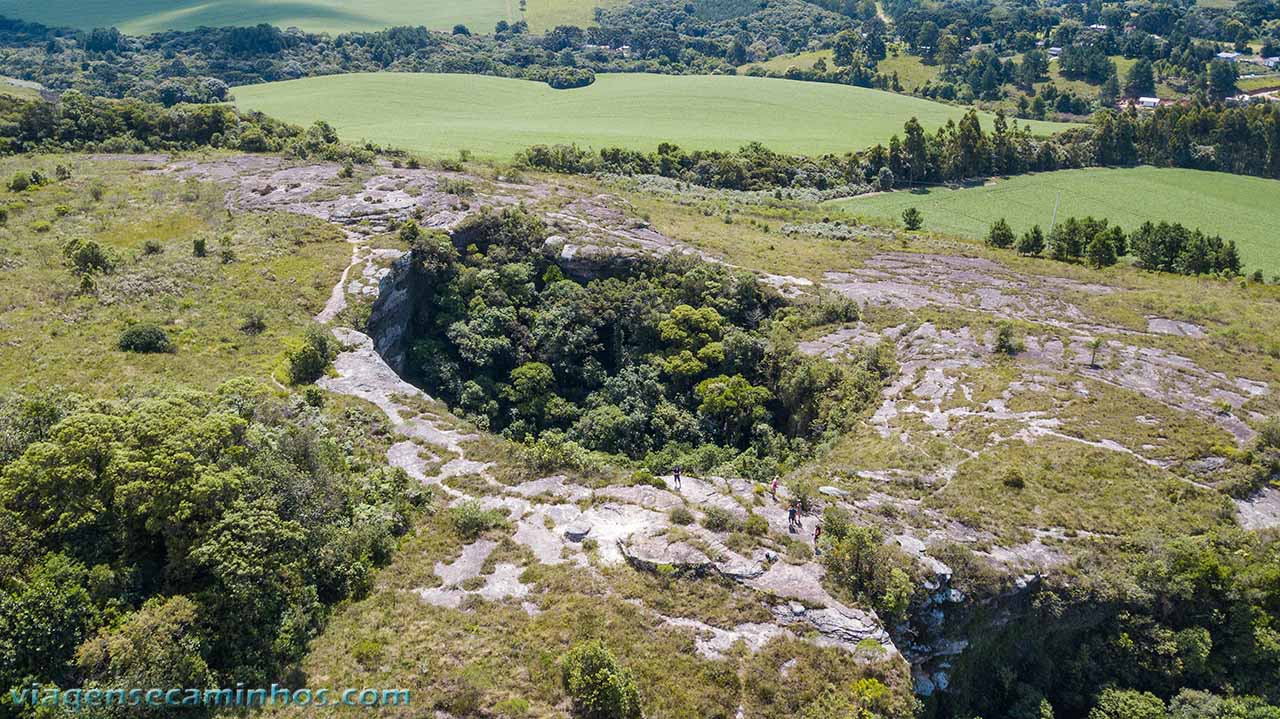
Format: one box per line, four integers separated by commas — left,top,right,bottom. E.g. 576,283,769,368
813,522,822,554
787,502,798,532
672,465,682,490
770,475,779,501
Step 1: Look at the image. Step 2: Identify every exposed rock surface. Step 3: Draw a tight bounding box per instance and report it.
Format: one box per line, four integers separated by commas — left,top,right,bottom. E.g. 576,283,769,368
151,152,1277,699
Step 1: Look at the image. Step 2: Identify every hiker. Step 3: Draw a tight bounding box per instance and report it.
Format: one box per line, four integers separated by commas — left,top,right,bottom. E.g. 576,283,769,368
787,502,798,532
813,522,823,554
770,475,779,501
672,465,682,490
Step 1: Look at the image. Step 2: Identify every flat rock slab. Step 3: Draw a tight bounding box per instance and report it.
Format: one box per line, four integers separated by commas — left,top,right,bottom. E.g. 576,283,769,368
575,504,668,564
417,586,465,609
478,563,531,602
435,539,497,587
596,484,684,511
1147,317,1207,338
661,616,793,659
511,474,592,503
1236,486,1280,530
621,534,713,574
514,514,569,565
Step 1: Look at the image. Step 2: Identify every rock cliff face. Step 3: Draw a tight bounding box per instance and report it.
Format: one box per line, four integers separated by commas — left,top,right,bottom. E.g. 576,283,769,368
900,565,1044,698
366,253,421,375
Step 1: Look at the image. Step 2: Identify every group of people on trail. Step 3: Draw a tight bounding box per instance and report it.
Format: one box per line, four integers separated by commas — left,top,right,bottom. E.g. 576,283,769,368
776,475,823,552
674,468,822,550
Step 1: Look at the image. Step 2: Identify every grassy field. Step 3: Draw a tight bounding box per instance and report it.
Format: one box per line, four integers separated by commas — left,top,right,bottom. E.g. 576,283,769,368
233,72,1076,158
525,0,622,32
0,0,606,34
0,155,349,395
828,167,1280,273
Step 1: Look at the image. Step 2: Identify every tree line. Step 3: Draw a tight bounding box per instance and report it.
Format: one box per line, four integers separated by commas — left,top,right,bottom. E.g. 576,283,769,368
0,91,383,164
985,215,1242,276
520,102,1280,193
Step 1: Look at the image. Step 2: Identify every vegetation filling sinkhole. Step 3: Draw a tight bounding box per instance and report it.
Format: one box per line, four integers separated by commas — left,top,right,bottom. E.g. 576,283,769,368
394,206,893,481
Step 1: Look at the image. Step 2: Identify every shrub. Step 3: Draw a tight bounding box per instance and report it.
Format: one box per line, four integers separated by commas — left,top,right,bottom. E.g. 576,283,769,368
284,326,337,385
53,204,71,217
303,386,325,408
193,238,207,257
239,310,267,335
821,505,852,539
901,206,923,230
63,239,116,274
559,640,642,719
788,478,817,512
351,638,384,670
7,171,30,192
701,505,738,532
994,322,1023,355
669,506,695,525
0,207,7,225
31,220,51,233
630,470,667,490
450,500,506,540
440,178,475,197
89,183,105,202
743,513,768,536
142,240,163,256
118,324,173,354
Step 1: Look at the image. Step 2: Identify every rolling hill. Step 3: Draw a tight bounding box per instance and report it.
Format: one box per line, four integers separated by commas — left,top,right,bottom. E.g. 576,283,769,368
231,72,1076,158
0,0,601,34
827,166,1280,273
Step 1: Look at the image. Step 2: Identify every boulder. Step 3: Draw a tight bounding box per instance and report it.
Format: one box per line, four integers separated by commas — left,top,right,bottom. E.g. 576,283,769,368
563,523,592,542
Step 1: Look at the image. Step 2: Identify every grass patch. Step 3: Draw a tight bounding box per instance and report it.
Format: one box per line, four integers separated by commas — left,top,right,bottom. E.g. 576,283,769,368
0,155,349,395
929,438,1233,543
525,0,625,32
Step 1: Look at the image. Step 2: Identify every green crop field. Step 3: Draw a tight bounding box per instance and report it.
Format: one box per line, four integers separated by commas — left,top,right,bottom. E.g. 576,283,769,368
828,166,1280,273
0,0,602,34
232,72,1075,158
525,0,626,31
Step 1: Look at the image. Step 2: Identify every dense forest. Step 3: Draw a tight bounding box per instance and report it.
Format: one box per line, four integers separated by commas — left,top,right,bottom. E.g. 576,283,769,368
0,384,423,716
399,208,892,480
935,528,1280,719
0,91,382,161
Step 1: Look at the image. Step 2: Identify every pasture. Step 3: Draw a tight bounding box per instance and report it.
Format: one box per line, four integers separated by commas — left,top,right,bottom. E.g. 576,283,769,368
232,72,1075,158
828,166,1280,273
0,0,602,34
